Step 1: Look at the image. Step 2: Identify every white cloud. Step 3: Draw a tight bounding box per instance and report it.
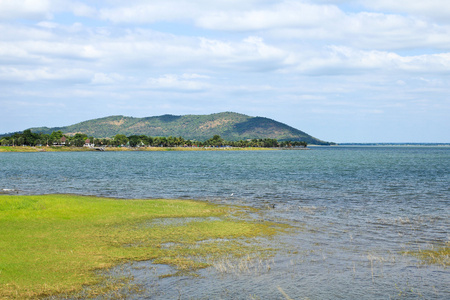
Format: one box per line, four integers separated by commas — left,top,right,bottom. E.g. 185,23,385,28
36,21,59,29
243,36,284,58
99,2,192,23
2,18,449,84
0,66,92,82
145,74,210,91
197,36,289,71
91,72,124,85
0,0,53,20
181,73,210,79
96,0,274,23
359,0,450,23
0,0,101,21
2,99,66,108
196,1,450,51
1,0,449,141
293,46,450,75
10,0,445,52
67,1,97,18
0,24,54,41
196,2,343,30
25,41,101,60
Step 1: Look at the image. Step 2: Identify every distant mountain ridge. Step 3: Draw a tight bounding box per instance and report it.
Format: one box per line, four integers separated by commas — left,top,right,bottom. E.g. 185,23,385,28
25,112,331,144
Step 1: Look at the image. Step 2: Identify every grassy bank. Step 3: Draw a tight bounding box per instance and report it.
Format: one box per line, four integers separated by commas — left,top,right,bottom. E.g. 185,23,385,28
0,146,95,152
0,194,287,299
0,146,277,152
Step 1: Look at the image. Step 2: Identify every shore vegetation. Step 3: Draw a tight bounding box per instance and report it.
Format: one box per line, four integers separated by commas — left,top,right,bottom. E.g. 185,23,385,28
0,145,287,153
0,194,288,299
0,130,307,150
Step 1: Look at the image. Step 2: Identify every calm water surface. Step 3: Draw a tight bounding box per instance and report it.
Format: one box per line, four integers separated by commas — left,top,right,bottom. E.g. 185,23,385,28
1,146,449,299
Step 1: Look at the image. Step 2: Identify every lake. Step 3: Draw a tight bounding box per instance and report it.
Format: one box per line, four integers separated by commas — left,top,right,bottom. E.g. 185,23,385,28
1,146,449,299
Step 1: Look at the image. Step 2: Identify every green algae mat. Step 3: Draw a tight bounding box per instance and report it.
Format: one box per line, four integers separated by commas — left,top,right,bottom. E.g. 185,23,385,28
0,194,286,299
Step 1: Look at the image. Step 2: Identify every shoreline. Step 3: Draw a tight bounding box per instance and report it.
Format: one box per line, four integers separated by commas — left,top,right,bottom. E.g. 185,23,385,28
0,146,305,152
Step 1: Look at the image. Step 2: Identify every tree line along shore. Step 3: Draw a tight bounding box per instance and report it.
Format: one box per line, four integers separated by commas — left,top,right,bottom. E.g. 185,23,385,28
0,129,308,149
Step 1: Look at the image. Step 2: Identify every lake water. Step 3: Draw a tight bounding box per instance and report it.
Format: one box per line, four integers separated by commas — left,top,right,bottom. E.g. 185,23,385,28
1,146,449,299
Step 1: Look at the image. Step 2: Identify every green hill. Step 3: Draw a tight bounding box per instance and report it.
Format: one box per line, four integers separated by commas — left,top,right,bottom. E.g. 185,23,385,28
27,112,331,145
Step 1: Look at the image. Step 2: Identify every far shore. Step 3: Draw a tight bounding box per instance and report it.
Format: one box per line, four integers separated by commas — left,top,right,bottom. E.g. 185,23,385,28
0,146,309,153
0,146,278,152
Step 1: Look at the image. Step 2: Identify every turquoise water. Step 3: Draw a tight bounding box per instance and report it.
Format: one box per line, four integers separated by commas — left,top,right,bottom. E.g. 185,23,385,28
1,146,449,299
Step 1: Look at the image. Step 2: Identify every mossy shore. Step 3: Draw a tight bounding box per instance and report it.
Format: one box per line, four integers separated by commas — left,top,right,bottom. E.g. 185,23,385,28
0,146,277,152
0,194,287,299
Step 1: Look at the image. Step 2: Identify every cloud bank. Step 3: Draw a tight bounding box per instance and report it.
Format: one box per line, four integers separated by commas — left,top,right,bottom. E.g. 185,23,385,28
0,0,449,142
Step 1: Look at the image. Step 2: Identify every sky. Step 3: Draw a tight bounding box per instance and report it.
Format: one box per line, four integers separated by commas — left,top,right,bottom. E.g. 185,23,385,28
1,0,449,143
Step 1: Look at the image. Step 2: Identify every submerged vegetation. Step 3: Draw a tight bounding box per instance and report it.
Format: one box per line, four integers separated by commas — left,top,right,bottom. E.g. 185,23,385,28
404,242,450,267
0,194,288,299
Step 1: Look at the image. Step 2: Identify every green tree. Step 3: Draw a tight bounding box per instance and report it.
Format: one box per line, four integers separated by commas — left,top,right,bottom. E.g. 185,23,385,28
73,139,85,147
73,133,88,140
206,135,224,147
113,134,128,146
22,129,39,146
127,135,140,147
159,137,168,147
49,131,63,141
40,134,50,146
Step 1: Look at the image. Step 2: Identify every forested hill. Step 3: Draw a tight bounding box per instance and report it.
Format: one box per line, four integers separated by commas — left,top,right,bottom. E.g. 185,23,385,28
26,112,331,145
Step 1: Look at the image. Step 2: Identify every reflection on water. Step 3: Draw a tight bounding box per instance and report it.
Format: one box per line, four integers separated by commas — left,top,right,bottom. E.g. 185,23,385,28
1,146,449,299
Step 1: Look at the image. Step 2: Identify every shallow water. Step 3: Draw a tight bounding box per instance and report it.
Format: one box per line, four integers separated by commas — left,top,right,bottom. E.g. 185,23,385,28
1,146,449,299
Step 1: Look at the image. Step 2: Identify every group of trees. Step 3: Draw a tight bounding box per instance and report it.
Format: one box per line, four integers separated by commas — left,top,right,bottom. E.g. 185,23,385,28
110,134,307,148
0,130,95,147
201,135,307,148
1,131,307,148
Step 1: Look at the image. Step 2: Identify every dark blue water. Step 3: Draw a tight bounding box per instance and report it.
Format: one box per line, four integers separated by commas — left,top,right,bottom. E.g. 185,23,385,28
1,146,449,299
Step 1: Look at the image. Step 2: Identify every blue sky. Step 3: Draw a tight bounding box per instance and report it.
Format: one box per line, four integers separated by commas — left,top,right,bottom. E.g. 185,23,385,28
1,0,449,143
